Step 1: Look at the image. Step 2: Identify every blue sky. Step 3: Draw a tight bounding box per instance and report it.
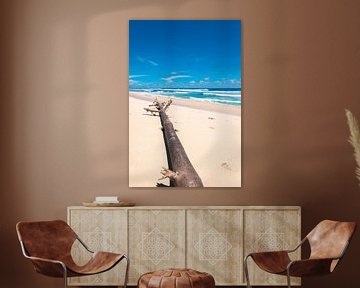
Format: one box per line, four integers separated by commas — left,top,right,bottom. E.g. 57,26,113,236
129,20,241,89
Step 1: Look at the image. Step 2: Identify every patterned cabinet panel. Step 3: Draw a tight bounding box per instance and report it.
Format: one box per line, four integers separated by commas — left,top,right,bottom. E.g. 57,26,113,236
244,209,301,286
68,208,127,286
67,206,301,286
187,209,243,285
128,209,186,284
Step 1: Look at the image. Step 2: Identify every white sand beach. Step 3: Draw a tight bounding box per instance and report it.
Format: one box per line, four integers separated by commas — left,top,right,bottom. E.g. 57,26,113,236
129,92,241,187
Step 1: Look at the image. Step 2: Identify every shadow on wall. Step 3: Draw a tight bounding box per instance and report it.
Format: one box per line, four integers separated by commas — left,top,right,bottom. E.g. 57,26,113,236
8,0,186,217
0,1,190,287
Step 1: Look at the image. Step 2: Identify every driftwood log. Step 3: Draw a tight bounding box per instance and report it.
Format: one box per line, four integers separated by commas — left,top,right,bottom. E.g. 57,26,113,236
144,99,203,187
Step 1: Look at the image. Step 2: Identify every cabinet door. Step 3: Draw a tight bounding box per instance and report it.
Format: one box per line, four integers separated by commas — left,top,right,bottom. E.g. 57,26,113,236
187,209,243,285
68,208,127,286
244,209,301,286
128,209,186,284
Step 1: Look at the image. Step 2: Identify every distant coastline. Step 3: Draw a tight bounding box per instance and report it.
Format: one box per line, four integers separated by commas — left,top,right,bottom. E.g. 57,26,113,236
129,88,241,106
129,91,241,116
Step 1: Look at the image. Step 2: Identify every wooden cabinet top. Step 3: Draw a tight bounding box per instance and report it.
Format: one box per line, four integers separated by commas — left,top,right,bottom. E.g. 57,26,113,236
68,205,301,210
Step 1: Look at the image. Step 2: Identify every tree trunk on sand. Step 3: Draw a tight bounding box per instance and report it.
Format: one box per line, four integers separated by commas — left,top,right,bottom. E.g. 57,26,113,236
144,99,204,187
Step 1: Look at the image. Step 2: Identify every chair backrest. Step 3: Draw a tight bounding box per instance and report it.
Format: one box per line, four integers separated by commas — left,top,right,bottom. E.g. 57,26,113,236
307,220,356,261
16,220,77,261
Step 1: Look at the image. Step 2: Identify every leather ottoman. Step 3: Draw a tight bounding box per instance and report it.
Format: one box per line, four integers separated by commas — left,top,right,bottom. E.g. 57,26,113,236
138,268,215,288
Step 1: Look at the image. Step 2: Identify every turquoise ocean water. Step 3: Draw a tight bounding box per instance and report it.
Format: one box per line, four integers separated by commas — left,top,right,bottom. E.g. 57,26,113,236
130,88,241,106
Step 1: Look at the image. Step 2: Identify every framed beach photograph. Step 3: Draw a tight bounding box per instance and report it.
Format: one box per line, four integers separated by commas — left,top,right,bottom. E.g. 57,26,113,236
129,20,241,187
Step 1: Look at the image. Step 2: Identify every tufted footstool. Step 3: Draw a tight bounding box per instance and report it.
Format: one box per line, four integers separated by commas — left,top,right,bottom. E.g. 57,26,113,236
138,268,215,288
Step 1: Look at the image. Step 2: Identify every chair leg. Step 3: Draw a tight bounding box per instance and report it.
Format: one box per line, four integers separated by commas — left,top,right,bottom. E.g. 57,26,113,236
123,255,130,288
286,269,291,288
244,255,252,288
62,264,68,288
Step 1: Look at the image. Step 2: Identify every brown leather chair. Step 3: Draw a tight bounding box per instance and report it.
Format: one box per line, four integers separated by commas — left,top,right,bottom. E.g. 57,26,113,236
16,220,129,288
244,220,356,288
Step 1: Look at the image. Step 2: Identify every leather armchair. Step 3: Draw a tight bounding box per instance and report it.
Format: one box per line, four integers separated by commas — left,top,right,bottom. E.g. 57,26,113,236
16,220,129,288
244,220,356,288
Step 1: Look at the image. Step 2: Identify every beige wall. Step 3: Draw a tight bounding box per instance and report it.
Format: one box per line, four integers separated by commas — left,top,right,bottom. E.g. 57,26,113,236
1,0,360,287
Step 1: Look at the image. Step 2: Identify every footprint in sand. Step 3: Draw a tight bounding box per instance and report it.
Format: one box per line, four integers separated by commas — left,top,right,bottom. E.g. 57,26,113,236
221,162,232,171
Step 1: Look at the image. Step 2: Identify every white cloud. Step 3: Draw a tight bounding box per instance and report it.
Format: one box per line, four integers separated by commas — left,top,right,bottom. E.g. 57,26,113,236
147,60,159,66
129,75,148,78
161,75,191,83
129,79,138,85
190,80,196,84
137,56,158,66
204,77,209,81
137,56,145,63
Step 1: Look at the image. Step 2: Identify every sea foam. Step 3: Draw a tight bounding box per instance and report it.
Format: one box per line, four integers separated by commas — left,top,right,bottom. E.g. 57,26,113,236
130,88,241,106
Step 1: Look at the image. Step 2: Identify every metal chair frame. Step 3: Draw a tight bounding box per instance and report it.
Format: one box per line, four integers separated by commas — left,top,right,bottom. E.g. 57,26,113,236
244,237,350,288
19,233,129,288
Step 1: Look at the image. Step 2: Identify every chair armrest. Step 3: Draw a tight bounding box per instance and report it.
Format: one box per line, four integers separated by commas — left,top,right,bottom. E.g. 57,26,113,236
26,255,67,278
19,240,67,277
286,237,307,253
249,250,289,255
287,258,336,277
245,237,306,259
246,251,291,274
76,236,94,253
26,255,64,265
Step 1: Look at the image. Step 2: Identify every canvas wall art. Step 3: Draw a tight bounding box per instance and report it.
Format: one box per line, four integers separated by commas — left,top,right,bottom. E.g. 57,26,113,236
129,20,241,187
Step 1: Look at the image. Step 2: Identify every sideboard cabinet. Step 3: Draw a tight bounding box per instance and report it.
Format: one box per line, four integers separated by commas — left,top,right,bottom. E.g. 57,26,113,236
67,206,301,286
